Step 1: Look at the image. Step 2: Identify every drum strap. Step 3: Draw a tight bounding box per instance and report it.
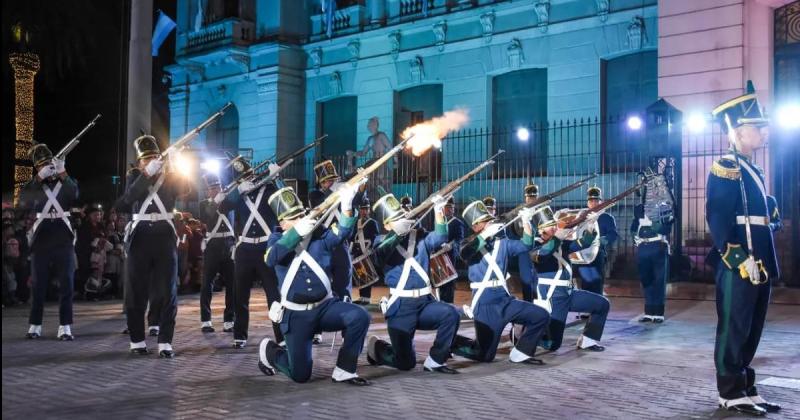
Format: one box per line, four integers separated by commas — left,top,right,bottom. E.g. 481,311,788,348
280,237,332,310
28,181,73,246
386,230,432,310
464,240,508,319
354,218,372,255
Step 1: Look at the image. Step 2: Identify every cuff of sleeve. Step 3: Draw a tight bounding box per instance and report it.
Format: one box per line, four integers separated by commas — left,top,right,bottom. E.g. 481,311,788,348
278,228,301,249
522,233,534,246
435,222,448,235
340,215,357,229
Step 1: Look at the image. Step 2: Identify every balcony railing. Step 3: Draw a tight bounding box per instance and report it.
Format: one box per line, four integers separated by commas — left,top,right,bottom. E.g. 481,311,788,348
310,5,366,39
178,18,255,55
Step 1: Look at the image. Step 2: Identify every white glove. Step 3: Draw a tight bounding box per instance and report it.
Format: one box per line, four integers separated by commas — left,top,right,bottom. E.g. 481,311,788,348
639,216,653,227
293,216,316,237
480,222,504,240
338,183,359,213
431,195,447,214
267,163,281,177
554,228,572,240
37,165,57,180
390,218,415,236
518,208,536,223
533,299,552,314
213,192,226,204
52,158,66,174
741,256,761,282
238,180,256,194
330,181,345,193
144,159,163,177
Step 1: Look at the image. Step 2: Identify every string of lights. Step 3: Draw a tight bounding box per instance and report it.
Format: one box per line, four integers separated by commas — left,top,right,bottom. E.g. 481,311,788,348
9,51,40,203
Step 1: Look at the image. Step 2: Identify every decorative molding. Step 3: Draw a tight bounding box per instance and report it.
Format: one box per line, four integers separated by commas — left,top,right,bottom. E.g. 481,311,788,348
507,38,524,69
225,52,250,74
596,0,609,22
348,40,360,67
433,20,447,51
310,48,323,73
534,1,550,33
480,11,495,43
388,31,401,60
627,16,646,50
329,71,343,96
255,72,278,96
216,84,227,97
409,56,424,84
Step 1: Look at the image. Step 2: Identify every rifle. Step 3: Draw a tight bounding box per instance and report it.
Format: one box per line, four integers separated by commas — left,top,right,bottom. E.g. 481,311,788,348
558,180,644,231
222,134,328,194
161,102,233,158
55,114,102,159
306,134,415,227
376,150,504,248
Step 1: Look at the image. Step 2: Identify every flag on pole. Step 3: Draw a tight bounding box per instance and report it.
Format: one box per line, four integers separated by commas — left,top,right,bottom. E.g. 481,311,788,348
422,0,428,16
152,10,177,57
322,0,336,38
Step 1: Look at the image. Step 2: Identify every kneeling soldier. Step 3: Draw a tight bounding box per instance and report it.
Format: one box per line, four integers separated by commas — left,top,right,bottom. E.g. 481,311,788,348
258,184,371,385
366,193,461,374
451,201,549,364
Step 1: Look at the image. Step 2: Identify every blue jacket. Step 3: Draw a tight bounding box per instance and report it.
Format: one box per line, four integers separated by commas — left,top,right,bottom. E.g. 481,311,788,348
19,176,79,250
534,234,595,280
220,185,278,249
265,215,356,304
373,223,447,291
461,232,535,306
446,216,467,263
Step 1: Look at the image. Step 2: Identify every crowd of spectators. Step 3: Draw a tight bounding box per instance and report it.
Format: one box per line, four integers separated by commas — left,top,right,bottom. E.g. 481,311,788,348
2,201,211,308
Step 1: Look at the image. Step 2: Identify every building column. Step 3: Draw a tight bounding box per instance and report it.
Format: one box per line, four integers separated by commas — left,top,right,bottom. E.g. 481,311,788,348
9,52,40,203
126,0,154,164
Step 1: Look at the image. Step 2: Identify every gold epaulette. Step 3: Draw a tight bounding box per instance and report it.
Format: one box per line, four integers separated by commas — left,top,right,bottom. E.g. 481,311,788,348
710,159,740,180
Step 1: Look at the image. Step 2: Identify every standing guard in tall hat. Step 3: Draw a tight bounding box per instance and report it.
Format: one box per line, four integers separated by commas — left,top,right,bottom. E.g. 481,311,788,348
218,155,283,349
307,160,365,301
706,84,781,415
632,176,674,323
351,198,380,305
532,205,609,352
507,183,540,302
450,200,549,364
257,184,371,385
116,135,189,357
576,187,618,298
365,193,460,374
197,172,235,333
19,143,79,340
436,197,465,304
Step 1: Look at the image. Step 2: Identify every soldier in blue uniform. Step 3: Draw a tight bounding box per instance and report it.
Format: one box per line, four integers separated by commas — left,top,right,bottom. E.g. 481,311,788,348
507,184,540,302
197,172,235,333
532,205,609,352
631,184,673,323
450,200,549,364
116,136,189,357
576,187,618,299
767,196,782,233
706,87,781,415
351,198,380,305
366,193,461,374
436,196,464,304
19,143,79,341
257,184,371,385
218,156,283,349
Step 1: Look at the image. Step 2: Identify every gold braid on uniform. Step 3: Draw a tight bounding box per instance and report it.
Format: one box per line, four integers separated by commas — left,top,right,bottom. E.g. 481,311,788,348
710,158,740,180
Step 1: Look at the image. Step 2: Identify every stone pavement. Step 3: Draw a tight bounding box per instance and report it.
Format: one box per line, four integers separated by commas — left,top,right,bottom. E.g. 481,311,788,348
2,287,799,420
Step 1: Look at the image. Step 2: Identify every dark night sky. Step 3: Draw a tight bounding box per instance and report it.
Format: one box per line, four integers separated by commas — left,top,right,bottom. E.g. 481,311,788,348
2,0,175,206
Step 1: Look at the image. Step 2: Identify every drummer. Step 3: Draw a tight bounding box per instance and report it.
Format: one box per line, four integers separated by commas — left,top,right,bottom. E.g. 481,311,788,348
351,198,380,305
365,193,461,374
435,197,464,304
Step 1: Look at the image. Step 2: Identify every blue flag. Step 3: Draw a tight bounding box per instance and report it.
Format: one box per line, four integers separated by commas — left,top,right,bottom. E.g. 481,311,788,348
322,0,336,38
152,10,177,57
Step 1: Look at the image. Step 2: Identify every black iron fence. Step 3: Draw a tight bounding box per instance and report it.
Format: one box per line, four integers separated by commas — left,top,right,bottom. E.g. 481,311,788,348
248,116,798,286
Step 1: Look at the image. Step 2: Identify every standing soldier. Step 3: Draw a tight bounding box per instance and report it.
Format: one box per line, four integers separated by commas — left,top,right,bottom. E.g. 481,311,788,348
219,156,283,349
508,183,540,302
437,197,464,304
116,135,188,357
632,183,673,323
197,172,235,333
351,198,379,305
19,143,79,340
577,187,618,298
366,193,461,374
706,86,781,415
450,200,548,364
257,184,371,385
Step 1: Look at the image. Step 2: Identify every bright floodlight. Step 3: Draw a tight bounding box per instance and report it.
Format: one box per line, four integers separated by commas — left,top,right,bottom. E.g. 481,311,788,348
516,127,530,141
626,115,643,131
201,159,221,174
687,113,707,133
776,103,800,130
175,153,193,177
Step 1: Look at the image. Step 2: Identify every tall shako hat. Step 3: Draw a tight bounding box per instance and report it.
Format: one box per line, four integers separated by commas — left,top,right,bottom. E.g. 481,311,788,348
711,80,769,134
462,200,495,226
531,205,557,230
587,185,602,200
524,183,539,198
133,135,160,160
268,187,306,222
29,143,54,167
373,193,406,224
314,160,339,183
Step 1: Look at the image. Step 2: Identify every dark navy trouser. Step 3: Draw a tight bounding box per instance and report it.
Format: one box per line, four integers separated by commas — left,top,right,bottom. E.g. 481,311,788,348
233,244,282,343
200,238,234,323
126,232,178,344
540,287,609,351
29,244,75,326
637,243,669,316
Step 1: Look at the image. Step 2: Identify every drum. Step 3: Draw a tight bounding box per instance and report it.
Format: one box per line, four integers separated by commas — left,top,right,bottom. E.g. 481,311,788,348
429,252,458,288
352,254,380,289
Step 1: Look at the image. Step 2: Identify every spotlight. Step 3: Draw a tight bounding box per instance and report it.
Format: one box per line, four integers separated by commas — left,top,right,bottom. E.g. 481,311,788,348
686,113,707,133
776,103,800,130
200,159,221,174
626,115,643,131
516,127,530,141
175,153,193,177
